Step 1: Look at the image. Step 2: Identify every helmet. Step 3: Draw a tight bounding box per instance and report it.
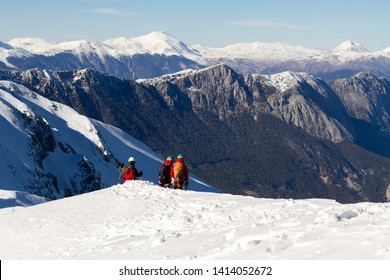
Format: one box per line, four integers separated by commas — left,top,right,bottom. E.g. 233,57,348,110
177,153,183,159
167,156,173,161
128,157,135,163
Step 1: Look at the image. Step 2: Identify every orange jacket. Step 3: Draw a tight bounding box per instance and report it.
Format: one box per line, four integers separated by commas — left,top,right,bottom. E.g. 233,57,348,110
170,158,188,182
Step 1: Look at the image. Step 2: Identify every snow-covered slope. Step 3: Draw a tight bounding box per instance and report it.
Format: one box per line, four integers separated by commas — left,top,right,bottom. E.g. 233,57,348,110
0,40,31,68
0,80,218,208
1,181,389,260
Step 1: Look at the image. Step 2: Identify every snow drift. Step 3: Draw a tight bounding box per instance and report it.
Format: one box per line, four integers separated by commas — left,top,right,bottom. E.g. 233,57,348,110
1,181,390,260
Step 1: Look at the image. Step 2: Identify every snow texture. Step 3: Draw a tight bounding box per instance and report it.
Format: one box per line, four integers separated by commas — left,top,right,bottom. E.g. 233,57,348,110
1,181,390,260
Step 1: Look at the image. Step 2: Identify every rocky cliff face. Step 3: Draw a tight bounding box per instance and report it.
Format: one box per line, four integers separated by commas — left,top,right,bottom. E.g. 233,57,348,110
329,72,390,132
328,72,390,158
0,82,103,200
147,65,354,143
5,66,390,203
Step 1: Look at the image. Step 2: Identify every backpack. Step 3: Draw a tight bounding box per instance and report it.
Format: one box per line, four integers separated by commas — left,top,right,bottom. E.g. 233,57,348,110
173,161,184,182
159,164,171,182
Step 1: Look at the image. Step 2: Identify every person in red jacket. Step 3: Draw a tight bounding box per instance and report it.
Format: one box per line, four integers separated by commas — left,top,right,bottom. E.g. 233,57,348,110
122,157,143,183
170,153,188,190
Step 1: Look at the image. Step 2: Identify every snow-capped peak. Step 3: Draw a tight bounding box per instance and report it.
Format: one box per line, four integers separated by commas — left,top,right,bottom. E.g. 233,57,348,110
132,31,193,55
7,38,118,57
330,40,369,53
133,31,182,48
104,31,201,59
7,37,56,53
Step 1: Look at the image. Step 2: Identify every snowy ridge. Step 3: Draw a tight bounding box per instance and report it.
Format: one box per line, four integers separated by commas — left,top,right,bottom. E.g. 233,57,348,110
263,71,308,92
8,34,189,57
3,31,390,64
8,37,120,58
136,64,222,84
3,32,390,81
1,181,390,259
7,37,56,54
0,80,218,207
261,70,330,94
194,39,390,63
192,41,322,61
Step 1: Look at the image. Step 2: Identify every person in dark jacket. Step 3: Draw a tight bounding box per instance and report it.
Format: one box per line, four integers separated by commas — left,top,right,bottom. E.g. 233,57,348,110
158,156,173,188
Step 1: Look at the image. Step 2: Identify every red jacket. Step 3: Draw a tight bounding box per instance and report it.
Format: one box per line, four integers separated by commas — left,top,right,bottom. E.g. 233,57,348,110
170,158,188,182
162,159,173,166
122,164,142,183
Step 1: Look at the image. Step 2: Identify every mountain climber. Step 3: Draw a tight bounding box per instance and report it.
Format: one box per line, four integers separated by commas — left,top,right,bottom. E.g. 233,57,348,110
122,157,143,183
171,153,188,190
158,156,173,188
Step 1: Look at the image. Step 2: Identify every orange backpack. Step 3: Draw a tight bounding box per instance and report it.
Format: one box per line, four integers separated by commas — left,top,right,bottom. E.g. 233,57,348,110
173,161,184,183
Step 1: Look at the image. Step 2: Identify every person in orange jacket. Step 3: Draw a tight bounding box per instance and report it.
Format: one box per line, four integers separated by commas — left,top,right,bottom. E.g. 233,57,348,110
170,153,188,190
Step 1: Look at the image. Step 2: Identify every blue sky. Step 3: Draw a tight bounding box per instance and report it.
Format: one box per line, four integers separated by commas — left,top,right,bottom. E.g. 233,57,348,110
1,0,390,51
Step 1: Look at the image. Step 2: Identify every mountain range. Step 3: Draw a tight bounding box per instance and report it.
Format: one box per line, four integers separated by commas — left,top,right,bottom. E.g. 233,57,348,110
2,31,390,80
3,64,390,203
3,31,390,204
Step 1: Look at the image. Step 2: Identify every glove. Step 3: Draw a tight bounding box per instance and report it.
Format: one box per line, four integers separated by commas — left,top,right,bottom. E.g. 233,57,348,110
185,181,189,187
139,171,143,177
171,178,175,185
